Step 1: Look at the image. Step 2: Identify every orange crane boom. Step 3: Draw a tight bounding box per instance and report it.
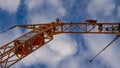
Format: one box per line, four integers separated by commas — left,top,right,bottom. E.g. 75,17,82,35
0,18,120,68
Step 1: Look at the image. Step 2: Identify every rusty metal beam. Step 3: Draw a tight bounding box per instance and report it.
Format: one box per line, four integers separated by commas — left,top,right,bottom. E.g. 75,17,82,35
0,26,53,68
0,19,120,68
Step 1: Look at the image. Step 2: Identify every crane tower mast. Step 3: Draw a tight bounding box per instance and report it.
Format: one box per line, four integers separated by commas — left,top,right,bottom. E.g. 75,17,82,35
0,18,120,68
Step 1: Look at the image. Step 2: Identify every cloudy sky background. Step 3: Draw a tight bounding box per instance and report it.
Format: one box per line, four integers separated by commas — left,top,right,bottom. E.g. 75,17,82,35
0,0,120,68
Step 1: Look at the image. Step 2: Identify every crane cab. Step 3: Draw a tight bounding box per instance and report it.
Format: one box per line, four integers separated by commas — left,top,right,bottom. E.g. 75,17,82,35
14,31,44,56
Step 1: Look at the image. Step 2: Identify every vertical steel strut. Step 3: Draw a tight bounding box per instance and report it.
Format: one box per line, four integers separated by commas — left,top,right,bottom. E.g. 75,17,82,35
0,19,120,67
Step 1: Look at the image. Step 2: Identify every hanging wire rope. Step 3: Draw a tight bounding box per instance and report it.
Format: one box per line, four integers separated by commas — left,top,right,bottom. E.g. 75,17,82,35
0,25,17,34
89,36,119,63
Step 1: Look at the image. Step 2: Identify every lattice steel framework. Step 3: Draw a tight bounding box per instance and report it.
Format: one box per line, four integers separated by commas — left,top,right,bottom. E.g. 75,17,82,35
0,19,120,68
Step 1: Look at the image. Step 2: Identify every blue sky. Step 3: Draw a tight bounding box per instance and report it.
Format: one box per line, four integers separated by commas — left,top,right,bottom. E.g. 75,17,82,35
0,0,120,68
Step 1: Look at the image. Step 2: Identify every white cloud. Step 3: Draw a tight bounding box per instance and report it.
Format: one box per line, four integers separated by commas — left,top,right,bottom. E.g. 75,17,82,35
3,0,120,68
27,13,56,23
0,27,22,46
87,0,115,19
83,34,120,68
10,1,77,68
0,0,20,13
25,0,66,24
48,34,77,57
117,6,120,17
47,0,66,16
87,0,120,67
13,34,77,68
58,58,79,68
57,7,66,16
25,0,43,11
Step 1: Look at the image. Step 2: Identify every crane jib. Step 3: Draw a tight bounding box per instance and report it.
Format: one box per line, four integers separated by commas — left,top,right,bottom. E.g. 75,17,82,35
0,19,120,68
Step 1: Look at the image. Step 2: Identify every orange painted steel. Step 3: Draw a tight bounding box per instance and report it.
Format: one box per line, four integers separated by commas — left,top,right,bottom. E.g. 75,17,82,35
0,19,120,68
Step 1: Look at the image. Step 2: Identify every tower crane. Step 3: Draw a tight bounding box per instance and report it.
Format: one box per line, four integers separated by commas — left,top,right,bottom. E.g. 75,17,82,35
0,18,120,68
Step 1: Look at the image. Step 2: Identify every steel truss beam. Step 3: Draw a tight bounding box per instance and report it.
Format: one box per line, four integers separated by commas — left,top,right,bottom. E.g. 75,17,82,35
0,19,120,68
